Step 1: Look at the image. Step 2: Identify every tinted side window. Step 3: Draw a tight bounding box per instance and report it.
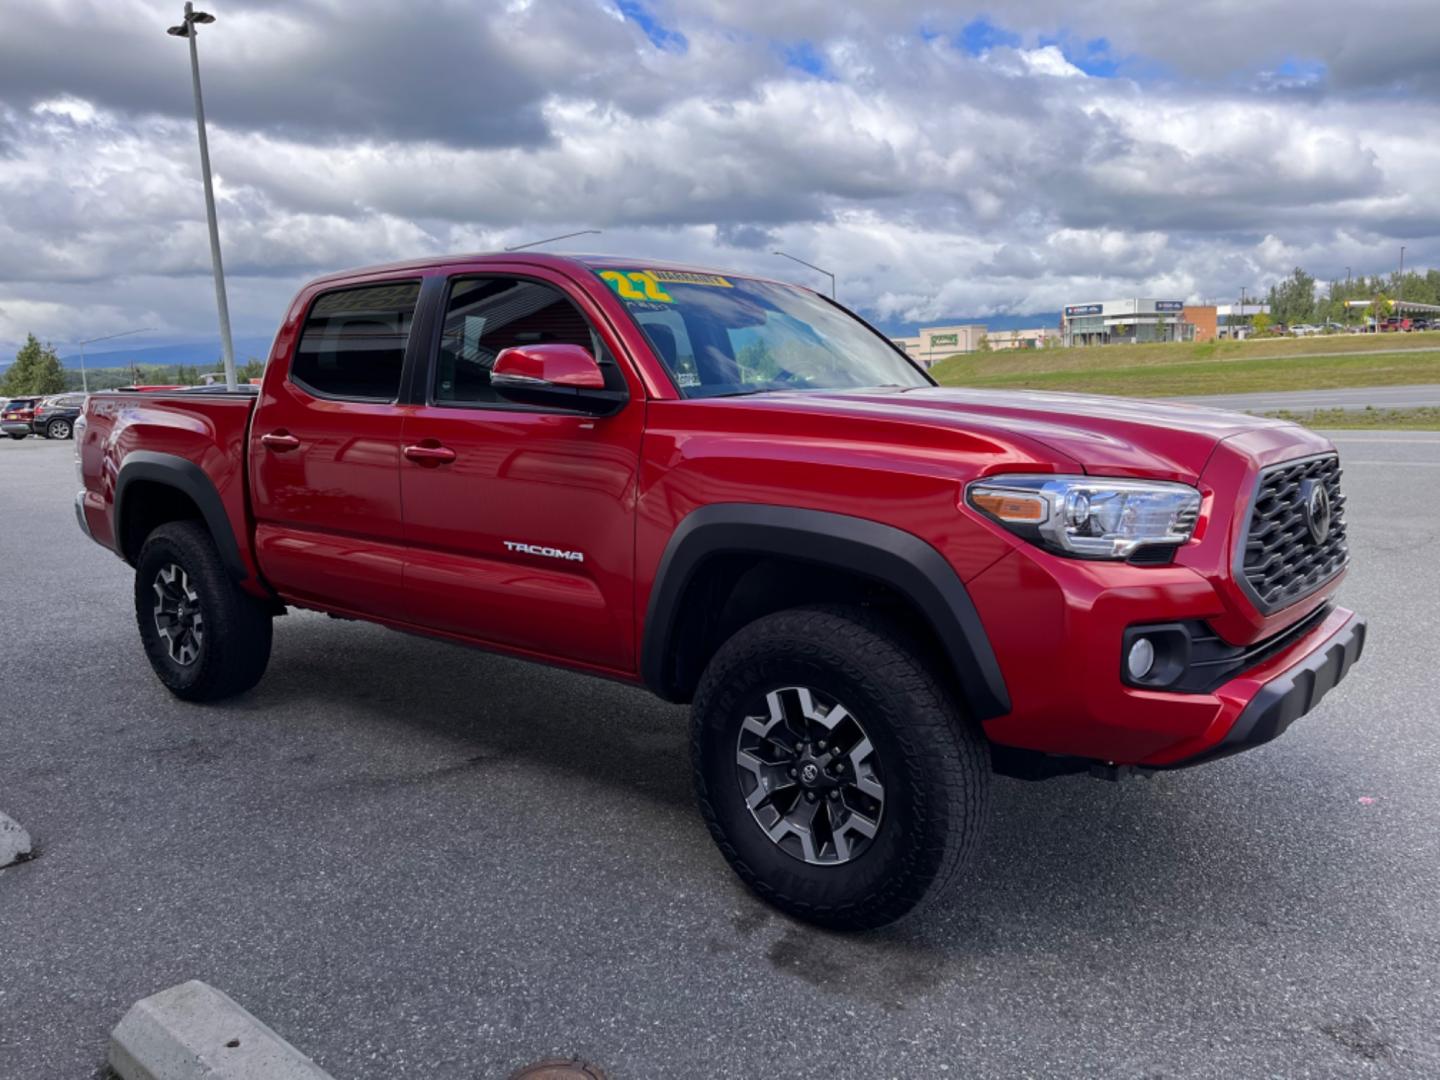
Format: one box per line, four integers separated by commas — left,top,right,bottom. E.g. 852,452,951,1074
436,277,610,405
292,281,420,401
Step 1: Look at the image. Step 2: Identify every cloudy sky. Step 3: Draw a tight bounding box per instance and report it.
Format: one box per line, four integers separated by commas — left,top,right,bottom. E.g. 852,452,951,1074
1,0,1436,359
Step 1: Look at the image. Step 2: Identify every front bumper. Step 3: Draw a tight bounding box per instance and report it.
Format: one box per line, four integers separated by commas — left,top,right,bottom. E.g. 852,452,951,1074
969,540,1363,768
1156,609,1365,768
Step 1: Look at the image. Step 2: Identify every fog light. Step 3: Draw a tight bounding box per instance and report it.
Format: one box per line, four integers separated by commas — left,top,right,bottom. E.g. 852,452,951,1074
1127,637,1156,681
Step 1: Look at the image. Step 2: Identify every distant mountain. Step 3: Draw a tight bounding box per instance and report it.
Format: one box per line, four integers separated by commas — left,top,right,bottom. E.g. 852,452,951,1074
875,312,1060,335
1,336,277,371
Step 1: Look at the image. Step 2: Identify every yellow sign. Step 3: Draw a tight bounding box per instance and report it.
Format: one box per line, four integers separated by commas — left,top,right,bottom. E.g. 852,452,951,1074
599,270,675,303
647,270,732,288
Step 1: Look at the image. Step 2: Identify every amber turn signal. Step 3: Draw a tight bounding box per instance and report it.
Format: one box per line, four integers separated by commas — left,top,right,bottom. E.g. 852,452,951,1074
970,490,1047,523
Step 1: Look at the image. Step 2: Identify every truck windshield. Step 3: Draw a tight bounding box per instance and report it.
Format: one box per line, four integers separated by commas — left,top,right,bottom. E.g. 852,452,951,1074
594,268,931,398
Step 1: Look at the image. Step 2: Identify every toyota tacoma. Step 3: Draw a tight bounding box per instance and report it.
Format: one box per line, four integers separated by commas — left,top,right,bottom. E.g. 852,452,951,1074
74,253,1366,929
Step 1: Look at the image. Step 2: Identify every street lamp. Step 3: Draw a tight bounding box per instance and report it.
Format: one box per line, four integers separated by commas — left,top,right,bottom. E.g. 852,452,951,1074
74,328,158,393
1399,245,1406,304
168,3,236,391
504,229,602,252
774,251,836,299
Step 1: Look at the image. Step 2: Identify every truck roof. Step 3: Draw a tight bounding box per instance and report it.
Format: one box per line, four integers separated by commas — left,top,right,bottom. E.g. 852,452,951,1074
301,251,793,291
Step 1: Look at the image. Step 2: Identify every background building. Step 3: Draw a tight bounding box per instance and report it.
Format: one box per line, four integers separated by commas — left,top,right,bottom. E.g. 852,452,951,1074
1215,303,1272,339
1183,305,1217,342
890,324,987,366
891,323,1060,365
1061,299,1196,346
984,327,1061,351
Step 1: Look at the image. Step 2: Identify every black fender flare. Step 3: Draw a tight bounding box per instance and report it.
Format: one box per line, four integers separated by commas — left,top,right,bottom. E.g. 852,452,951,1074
115,450,248,582
640,503,1010,719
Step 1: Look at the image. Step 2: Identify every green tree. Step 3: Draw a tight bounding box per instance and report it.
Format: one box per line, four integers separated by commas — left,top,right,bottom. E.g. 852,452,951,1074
1250,310,1271,335
1267,267,1317,326
1369,292,1392,331
237,358,266,382
2,333,65,396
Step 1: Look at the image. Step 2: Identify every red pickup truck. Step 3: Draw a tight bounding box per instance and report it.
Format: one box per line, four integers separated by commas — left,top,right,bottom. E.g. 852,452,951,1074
75,253,1365,929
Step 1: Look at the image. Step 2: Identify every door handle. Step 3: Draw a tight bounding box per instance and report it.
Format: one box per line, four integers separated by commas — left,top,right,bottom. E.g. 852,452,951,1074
403,443,457,465
261,432,301,452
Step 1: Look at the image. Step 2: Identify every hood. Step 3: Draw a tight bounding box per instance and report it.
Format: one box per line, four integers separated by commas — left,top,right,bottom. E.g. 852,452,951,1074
733,387,1297,481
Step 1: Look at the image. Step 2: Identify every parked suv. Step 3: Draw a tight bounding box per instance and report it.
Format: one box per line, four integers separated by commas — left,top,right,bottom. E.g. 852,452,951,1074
33,393,86,439
75,253,1366,929
2,396,42,439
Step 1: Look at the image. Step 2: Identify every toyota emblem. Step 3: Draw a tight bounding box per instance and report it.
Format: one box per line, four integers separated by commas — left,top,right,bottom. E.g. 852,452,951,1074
1300,478,1331,544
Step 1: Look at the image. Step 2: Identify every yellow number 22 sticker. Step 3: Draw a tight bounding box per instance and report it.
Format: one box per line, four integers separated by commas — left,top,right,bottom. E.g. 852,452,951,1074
599,270,675,303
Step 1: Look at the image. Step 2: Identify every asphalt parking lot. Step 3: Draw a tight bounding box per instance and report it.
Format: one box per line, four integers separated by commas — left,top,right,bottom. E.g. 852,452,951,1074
2,432,1437,1079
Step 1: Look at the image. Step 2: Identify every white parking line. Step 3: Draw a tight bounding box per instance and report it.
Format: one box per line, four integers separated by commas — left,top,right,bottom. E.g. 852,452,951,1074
1324,436,1440,444
1342,460,1440,467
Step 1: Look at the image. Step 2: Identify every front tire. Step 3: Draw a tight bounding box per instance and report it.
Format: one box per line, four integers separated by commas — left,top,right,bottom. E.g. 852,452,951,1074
692,605,990,930
135,521,273,701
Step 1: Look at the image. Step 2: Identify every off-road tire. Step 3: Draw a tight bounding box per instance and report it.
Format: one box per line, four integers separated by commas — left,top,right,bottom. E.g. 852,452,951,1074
135,521,272,701
692,605,990,930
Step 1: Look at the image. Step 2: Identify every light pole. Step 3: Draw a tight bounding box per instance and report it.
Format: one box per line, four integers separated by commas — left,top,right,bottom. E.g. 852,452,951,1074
774,251,836,299
74,328,158,393
168,3,235,391
1399,246,1406,305
504,229,602,252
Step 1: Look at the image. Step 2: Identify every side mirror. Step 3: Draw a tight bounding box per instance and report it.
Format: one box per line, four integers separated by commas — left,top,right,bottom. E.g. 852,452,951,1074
490,344,626,415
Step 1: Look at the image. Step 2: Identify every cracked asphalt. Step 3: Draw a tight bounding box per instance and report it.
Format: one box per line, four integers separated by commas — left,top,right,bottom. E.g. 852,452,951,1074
1,431,1437,1079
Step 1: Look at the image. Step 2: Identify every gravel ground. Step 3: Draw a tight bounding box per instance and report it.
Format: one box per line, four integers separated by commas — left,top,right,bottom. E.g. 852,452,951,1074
1,432,1436,1079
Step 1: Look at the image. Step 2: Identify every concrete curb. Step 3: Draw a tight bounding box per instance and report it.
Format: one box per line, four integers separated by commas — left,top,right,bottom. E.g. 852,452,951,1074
0,810,32,868
109,981,334,1080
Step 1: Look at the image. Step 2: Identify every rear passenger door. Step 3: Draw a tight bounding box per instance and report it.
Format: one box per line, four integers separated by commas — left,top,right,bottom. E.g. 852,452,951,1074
249,278,422,620
398,269,645,672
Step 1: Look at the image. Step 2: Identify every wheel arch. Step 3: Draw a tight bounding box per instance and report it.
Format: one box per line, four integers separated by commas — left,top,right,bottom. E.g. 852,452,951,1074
641,504,1010,719
115,451,248,582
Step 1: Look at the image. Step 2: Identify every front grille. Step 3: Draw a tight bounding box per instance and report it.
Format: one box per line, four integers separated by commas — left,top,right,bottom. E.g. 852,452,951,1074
1240,454,1348,613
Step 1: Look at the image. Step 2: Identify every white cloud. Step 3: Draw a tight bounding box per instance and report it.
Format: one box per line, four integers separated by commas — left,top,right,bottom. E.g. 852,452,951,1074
0,0,1437,356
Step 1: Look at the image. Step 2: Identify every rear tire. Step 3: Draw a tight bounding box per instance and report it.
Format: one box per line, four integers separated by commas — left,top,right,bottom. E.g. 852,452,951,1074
135,521,272,701
692,605,990,930
46,419,72,439
8,432,25,440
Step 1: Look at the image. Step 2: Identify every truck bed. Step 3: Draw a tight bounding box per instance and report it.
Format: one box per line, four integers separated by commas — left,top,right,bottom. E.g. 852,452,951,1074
78,389,262,583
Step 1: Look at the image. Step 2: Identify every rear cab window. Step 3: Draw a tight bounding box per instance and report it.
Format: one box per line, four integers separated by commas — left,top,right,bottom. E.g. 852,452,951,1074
291,280,421,401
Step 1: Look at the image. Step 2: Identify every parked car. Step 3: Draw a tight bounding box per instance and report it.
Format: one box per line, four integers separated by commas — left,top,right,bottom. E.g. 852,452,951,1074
75,253,1366,930
1289,324,1320,336
32,393,87,439
2,396,42,439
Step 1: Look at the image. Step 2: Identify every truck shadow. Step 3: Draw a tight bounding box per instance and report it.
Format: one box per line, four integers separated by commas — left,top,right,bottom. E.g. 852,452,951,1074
254,611,1370,975
257,611,695,811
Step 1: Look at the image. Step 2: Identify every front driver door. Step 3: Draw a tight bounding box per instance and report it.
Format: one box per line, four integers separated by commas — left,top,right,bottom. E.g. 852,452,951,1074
398,269,645,674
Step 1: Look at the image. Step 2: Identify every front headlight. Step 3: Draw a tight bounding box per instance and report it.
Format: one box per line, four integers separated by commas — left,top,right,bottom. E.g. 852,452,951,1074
967,474,1201,560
